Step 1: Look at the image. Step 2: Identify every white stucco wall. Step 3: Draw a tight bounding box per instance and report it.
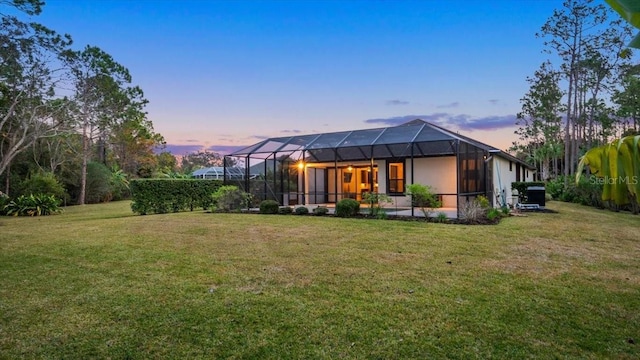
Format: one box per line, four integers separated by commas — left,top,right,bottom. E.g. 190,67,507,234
492,156,534,207
405,157,457,207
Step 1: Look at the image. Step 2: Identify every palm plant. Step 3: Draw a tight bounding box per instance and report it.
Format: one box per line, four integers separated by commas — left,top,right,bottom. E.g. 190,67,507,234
576,135,640,208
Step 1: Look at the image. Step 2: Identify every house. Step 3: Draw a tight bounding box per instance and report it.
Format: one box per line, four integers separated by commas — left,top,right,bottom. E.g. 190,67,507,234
224,119,534,217
192,165,263,180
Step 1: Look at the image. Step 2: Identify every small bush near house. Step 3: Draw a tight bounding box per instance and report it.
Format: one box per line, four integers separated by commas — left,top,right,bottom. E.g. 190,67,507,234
312,206,329,216
459,198,485,223
212,185,250,212
435,212,448,223
335,198,360,218
279,206,293,214
406,183,441,217
476,195,490,209
294,206,309,215
361,191,393,218
4,194,62,216
487,208,501,221
259,200,279,214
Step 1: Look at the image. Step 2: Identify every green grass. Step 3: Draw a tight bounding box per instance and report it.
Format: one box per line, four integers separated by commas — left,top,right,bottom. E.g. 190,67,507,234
0,201,639,359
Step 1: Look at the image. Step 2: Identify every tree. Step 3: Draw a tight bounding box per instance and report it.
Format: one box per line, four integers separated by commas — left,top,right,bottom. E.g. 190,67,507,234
537,0,633,182
156,151,177,176
66,45,140,204
109,111,164,178
0,7,72,181
513,61,564,180
0,0,44,15
613,65,640,134
180,150,224,174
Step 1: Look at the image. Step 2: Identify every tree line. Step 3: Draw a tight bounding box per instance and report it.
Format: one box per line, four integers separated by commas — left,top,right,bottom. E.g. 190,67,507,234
512,0,638,183
0,1,230,205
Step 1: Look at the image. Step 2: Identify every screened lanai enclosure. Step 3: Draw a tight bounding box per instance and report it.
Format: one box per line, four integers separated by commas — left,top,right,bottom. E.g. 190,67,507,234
224,120,504,218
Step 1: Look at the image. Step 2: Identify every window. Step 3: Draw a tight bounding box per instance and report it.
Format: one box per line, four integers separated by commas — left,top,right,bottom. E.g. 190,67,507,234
388,161,405,194
509,161,513,171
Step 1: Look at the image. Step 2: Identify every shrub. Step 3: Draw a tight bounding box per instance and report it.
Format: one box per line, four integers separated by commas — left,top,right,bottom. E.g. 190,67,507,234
0,192,10,216
85,162,114,204
546,177,565,200
435,212,448,223
361,192,392,218
211,185,250,212
259,199,279,214
487,208,501,221
4,194,62,216
501,206,510,216
18,172,66,201
406,183,441,217
312,206,329,216
279,206,293,214
130,179,221,215
476,195,490,209
294,206,309,215
335,198,360,217
109,168,130,201
459,199,484,223
557,175,604,208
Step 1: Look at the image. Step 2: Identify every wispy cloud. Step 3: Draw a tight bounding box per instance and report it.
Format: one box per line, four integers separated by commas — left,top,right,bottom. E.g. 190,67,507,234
386,99,410,106
447,114,517,131
488,99,500,105
436,102,460,109
281,129,302,134
160,144,206,155
364,113,517,131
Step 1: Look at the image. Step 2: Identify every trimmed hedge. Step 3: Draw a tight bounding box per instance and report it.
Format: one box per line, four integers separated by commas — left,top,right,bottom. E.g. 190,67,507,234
130,179,222,215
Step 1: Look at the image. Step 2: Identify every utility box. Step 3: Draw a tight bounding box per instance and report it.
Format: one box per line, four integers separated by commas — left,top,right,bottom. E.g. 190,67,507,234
526,186,546,207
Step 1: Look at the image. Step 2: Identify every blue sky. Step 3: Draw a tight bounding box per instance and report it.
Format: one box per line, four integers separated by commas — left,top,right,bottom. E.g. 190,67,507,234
35,0,566,154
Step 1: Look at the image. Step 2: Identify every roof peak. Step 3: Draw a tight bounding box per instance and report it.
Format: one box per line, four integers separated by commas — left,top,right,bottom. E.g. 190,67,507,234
397,119,426,126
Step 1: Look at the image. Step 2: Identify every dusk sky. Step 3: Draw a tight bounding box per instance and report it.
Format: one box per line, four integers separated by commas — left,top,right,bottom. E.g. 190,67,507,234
33,0,576,155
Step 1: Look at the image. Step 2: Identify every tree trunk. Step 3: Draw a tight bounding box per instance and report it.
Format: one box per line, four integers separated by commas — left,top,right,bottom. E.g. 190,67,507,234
4,164,10,196
564,70,574,184
79,117,89,205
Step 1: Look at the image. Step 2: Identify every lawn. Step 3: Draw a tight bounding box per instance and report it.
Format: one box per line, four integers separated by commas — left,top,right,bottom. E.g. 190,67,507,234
0,201,638,359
